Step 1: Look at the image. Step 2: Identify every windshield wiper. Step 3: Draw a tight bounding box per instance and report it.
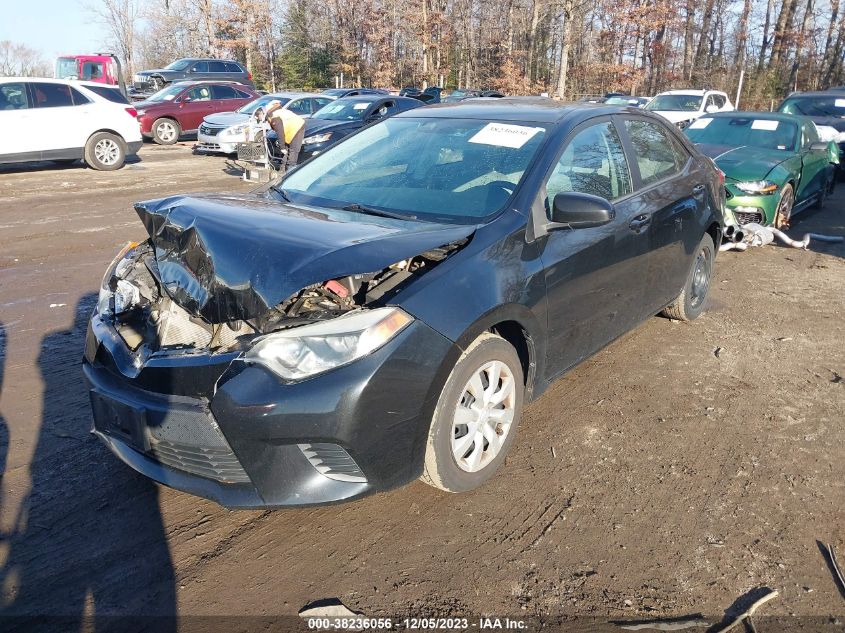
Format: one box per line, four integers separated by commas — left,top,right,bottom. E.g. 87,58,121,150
272,186,292,202
342,203,416,220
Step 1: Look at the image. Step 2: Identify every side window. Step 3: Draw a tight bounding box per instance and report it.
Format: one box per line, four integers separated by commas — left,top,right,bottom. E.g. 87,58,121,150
31,82,74,108
208,61,227,73
224,62,242,73
545,121,632,209
81,61,105,80
0,82,31,109
185,86,212,101
624,119,688,187
191,61,208,73
288,98,311,115
211,85,239,100
803,122,819,146
233,88,252,98
713,94,726,108
70,87,91,105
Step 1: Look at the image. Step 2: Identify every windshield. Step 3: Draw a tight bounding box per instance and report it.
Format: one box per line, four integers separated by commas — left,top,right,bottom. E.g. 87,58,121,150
165,59,191,71
646,94,703,112
312,100,373,121
55,58,78,79
780,96,845,118
684,116,798,152
278,117,548,223
145,84,186,102
238,95,290,114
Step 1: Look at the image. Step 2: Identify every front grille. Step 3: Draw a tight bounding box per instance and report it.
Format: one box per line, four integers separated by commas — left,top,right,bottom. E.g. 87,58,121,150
199,124,222,136
195,143,221,152
734,210,764,225
298,443,366,483
149,439,250,483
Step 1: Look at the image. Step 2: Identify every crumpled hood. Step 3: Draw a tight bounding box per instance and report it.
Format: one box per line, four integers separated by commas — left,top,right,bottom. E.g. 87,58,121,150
135,193,476,323
695,144,789,181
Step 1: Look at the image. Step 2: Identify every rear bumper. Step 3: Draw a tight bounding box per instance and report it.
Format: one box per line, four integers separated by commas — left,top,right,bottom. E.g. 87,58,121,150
84,315,457,508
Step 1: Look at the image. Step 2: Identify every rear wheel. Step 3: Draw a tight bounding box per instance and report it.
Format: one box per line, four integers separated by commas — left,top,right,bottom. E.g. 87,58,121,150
662,233,715,322
774,183,794,228
421,333,524,493
84,132,126,171
152,118,180,145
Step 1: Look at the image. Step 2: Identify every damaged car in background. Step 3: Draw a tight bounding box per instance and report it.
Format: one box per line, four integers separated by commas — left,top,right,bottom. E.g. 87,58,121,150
85,99,725,508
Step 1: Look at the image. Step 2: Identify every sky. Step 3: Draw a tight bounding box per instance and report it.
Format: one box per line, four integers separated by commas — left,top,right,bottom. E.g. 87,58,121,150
0,0,105,60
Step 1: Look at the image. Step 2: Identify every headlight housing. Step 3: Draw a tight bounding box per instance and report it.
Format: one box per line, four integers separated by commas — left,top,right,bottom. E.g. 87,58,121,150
223,124,248,136
97,241,139,316
735,180,779,195
245,307,413,381
304,132,332,145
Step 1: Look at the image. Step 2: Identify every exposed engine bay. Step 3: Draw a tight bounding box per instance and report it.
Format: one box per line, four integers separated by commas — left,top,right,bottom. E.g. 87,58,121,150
100,239,467,356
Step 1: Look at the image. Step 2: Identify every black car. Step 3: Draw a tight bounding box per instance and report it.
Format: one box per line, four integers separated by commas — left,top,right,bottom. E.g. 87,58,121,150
443,89,505,102
778,91,845,176
85,99,725,508
132,58,253,92
321,88,389,98
269,94,424,164
399,86,443,103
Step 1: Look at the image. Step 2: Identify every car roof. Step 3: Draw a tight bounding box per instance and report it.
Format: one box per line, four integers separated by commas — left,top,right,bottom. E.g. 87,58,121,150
171,80,254,88
783,91,845,99
395,97,634,123
336,94,417,104
703,110,810,125
655,89,726,96
175,58,242,63
266,91,323,98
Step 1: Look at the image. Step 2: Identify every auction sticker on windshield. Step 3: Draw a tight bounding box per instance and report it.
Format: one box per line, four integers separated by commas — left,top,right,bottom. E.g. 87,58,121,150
469,123,544,148
751,119,779,130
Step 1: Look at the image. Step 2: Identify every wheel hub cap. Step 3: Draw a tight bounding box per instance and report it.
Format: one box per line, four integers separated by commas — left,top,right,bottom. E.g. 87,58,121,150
451,360,516,473
690,248,711,308
94,139,119,165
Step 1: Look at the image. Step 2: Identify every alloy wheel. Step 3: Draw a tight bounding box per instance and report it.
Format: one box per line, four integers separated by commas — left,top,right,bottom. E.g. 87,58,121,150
451,360,516,473
94,138,120,166
157,121,177,143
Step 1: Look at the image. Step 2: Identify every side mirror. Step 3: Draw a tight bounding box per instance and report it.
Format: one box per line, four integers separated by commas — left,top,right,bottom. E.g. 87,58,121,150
550,192,615,229
809,141,830,152
705,104,719,113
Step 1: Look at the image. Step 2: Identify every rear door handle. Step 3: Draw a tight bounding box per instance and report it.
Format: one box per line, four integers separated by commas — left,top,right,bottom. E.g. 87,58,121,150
629,214,651,232
692,184,706,196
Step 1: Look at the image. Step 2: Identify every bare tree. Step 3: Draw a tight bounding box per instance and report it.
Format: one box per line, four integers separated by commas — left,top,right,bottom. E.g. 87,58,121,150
0,41,51,77
88,0,140,76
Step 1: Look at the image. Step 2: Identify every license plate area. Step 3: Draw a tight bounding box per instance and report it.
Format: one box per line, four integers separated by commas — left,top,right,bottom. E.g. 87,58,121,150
90,390,150,452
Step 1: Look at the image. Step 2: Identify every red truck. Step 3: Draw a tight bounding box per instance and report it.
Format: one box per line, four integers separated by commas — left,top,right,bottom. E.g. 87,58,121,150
55,54,127,94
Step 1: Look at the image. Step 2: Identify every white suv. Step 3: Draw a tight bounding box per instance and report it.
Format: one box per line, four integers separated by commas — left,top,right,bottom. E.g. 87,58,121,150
0,77,143,170
644,89,734,128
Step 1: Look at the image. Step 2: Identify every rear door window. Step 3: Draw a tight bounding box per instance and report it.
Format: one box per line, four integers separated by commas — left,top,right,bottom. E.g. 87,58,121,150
85,85,129,104
288,98,312,115
545,120,632,208
0,82,31,109
208,61,227,73
624,119,689,187
224,62,243,73
211,85,240,100
191,61,209,73
30,82,75,108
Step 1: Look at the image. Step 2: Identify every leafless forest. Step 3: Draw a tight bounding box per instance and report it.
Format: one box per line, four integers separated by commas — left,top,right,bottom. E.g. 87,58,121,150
5,0,845,108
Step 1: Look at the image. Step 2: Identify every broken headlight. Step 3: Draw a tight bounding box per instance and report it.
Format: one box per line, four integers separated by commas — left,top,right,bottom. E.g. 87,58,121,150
245,307,413,381
304,132,332,145
97,241,139,316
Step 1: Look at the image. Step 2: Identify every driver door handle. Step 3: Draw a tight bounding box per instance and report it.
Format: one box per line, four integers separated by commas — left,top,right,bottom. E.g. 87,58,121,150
629,214,651,232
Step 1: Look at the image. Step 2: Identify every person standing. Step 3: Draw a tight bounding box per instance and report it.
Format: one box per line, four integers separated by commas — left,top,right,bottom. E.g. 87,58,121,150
264,100,306,171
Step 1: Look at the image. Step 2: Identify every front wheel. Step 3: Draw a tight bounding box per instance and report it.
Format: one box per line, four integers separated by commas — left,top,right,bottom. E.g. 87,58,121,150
774,183,794,228
84,132,126,171
421,333,524,493
152,118,180,145
661,233,715,322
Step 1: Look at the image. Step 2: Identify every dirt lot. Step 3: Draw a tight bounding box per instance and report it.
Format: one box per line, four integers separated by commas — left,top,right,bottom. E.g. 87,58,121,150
0,143,843,631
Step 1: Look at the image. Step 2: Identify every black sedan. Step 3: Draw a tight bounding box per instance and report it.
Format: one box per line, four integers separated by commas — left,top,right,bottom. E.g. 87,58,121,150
85,99,726,508
268,95,424,164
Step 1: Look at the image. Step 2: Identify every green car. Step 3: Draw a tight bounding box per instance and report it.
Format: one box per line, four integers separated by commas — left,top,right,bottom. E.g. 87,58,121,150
683,112,837,227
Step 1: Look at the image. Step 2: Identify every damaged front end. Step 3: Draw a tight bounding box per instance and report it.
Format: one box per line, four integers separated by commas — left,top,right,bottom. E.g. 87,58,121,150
85,193,475,506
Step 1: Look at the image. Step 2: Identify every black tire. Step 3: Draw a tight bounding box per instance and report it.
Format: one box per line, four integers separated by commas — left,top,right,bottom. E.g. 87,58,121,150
421,332,524,493
661,233,715,322
83,132,126,171
774,183,794,228
152,118,180,145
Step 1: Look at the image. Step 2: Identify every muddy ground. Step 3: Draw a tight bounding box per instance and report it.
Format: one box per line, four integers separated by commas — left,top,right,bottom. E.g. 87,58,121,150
0,143,843,632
